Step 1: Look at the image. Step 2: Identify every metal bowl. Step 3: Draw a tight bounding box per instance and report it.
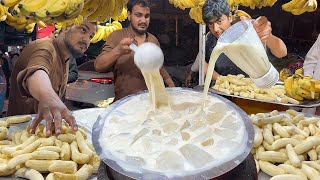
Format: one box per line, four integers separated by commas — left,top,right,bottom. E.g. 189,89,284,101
92,87,254,180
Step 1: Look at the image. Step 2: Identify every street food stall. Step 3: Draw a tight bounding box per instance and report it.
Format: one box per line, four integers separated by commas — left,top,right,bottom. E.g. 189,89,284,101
0,0,319,179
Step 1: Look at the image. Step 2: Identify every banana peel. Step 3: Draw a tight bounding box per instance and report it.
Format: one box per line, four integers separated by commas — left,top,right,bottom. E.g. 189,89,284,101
295,68,303,75
284,76,304,101
280,68,291,82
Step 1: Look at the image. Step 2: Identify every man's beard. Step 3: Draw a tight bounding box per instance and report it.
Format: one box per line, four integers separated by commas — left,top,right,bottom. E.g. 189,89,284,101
131,23,148,35
64,38,84,59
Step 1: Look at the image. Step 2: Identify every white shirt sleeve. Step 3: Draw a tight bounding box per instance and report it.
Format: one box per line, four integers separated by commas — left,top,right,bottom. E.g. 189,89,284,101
303,34,320,77
191,53,200,72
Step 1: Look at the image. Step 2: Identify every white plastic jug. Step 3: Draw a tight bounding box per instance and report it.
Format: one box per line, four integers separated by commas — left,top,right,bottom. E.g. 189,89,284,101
130,42,164,71
217,20,279,88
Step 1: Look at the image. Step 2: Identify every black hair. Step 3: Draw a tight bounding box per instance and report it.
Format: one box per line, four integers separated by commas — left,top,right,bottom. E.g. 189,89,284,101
202,0,230,24
127,0,151,12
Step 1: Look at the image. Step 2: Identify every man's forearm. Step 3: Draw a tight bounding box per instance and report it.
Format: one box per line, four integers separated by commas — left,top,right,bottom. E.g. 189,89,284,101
164,78,175,87
267,34,287,58
95,48,122,72
27,70,58,101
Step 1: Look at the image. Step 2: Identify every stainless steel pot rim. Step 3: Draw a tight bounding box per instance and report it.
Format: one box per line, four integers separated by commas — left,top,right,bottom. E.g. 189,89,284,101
92,87,254,180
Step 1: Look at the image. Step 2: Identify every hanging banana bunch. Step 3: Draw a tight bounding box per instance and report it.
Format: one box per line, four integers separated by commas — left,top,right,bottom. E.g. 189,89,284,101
4,11,45,33
189,5,205,24
168,0,196,10
83,0,128,22
282,0,318,15
90,21,123,43
227,0,277,9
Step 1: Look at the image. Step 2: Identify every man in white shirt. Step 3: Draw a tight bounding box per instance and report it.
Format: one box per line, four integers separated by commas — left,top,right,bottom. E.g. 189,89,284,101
303,34,320,115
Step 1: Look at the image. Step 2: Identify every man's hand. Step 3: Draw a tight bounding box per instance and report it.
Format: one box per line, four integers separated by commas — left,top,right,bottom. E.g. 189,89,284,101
164,78,175,87
252,16,272,43
30,94,77,136
27,70,77,136
240,16,272,43
114,38,135,55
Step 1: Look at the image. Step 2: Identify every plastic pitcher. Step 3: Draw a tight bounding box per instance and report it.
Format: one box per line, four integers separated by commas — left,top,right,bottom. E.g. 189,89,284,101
217,20,279,88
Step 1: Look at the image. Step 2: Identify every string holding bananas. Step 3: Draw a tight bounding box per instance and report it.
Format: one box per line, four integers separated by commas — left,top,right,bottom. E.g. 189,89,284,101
90,21,122,43
282,0,317,15
284,68,320,101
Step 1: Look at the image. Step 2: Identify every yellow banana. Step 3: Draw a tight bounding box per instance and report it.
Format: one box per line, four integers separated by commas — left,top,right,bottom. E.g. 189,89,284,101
294,68,303,75
80,0,100,17
306,0,317,12
98,0,115,22
234,10,251,19
113,8,127,21
284,76,304,101
5,11,16,21
18,0,48,16
37,20,46,28
15,16,26,24
25,22,35,33
291,8,306,15
0,4,7,16
31,0,57,20
111,21,122,30
282,0,303,12
90,25,103,43
64,0,83,17
0,14,6,21
111,0,124,19
46,0,69,17
10,3,21,17
0,0,21,8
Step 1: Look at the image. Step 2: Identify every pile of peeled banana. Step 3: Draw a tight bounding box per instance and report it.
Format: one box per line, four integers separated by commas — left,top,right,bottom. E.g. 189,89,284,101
282,68,320,102
213,74,300,104
0,0,127,37
251,109,320,179
0,115,100,179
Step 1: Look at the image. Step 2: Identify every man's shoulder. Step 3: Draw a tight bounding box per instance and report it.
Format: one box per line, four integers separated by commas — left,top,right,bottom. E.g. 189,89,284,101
28,38,55,51
109,28,130,39
147,32,159,44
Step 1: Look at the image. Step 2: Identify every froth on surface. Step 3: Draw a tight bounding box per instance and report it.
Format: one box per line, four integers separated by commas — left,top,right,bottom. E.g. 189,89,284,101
99,90,247,177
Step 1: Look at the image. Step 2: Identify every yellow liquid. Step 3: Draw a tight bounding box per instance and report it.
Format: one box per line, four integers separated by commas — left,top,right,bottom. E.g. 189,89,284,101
202,42,270,109
142,70,169,110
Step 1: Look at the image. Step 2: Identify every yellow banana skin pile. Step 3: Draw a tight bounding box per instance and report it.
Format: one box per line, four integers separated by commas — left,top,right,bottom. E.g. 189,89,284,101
282,0,318,15
284,69,320,101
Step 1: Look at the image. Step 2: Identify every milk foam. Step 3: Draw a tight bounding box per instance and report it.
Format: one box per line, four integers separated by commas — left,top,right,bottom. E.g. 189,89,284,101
99,90,246,177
